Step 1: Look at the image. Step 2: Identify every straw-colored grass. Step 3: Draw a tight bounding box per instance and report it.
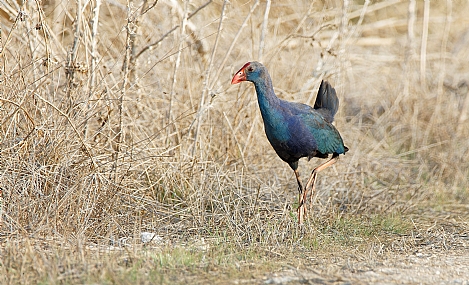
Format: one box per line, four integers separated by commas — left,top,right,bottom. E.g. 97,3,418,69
1,0,468,283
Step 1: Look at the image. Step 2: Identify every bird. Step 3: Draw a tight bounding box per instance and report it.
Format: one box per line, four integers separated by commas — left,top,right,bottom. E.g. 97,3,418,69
231,61,348,224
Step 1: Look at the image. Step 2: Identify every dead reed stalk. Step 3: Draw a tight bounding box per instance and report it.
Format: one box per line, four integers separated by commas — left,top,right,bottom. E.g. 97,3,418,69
0,1,468,282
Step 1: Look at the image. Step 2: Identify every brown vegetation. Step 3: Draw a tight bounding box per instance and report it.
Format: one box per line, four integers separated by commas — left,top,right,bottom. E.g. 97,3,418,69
1,0,468,283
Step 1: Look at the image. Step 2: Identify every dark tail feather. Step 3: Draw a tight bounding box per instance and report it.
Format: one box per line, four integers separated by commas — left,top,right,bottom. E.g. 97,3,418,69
314,80,339,123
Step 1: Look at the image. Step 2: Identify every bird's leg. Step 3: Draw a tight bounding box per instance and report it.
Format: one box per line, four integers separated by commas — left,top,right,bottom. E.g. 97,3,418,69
303,171,317,214
294,169,305,225
304,154,340,214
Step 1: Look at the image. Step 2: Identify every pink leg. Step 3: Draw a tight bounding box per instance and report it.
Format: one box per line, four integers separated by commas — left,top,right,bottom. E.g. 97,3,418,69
303,171,317,215
294,169,305,225
304,154,340,218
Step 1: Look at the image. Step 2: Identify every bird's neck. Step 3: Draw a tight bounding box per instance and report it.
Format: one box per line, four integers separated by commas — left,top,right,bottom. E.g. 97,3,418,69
252,75,280,116
252,73,290,142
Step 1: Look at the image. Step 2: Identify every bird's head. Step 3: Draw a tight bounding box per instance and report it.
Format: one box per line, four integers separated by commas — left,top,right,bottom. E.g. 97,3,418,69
231,62,265,84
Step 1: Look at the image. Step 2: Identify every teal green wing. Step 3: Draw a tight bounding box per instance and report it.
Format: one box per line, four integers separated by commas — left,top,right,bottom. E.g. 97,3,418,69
298,111,346,155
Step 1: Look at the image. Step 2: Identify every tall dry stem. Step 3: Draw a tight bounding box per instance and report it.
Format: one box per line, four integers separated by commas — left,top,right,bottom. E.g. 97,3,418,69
88,0,102,97
420,0,430,91
166,0,188,146
191,0,228,158
23,0,38,85
85,0,102,138
128,0,159,83
66,0,83,105
423,0,452,145
134,0,211,60
1,2,469,282
258,0,271,62
208,0,260,91
404,0,416,100
114,0,135,179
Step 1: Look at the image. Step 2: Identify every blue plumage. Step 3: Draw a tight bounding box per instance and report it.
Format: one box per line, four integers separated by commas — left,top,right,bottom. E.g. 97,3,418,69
231,61,348,224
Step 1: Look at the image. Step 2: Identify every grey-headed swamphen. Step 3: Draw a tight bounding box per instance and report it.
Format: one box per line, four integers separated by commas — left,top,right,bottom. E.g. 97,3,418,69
231,61,348,224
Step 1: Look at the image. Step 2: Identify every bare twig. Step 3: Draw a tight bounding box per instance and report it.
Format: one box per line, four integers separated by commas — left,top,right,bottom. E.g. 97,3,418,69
301,0,400,39
141,0,158,15
85,0,102,138
437,0,452,96
0,97,36,127
258,0,271,62
424,0,452,144
456,83,469,136
0,11,22,58
66,0,83,102
208,0,260,92
165,0,188,145
420,0,430,90
347,0,370,44
34,0,52,75
88,0,102,97
404,0,416,100
135,25,178,59
266,2,313,64
135,0,212,60
407,0,417,149
191,0,228,157
23,0,38,85
223,111,247,168
128,0,159,84
33,93,97,168
340,0,350,39
114,0,135,179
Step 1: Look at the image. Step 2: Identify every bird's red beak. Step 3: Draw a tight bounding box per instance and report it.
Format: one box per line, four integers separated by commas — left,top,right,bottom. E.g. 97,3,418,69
231,63,250,84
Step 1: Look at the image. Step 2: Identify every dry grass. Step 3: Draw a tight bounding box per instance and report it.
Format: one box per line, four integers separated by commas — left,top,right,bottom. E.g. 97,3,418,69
1,0,469,283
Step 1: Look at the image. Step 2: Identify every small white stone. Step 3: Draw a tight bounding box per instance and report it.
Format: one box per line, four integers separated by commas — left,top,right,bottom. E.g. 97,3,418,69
141,232,163,244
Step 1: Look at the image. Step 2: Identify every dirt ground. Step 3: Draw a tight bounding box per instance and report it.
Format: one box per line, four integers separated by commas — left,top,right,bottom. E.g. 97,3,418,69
176,210,469,285
252,212,469,284
175,244,469,285
1,1,469,284
259,251,469,285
